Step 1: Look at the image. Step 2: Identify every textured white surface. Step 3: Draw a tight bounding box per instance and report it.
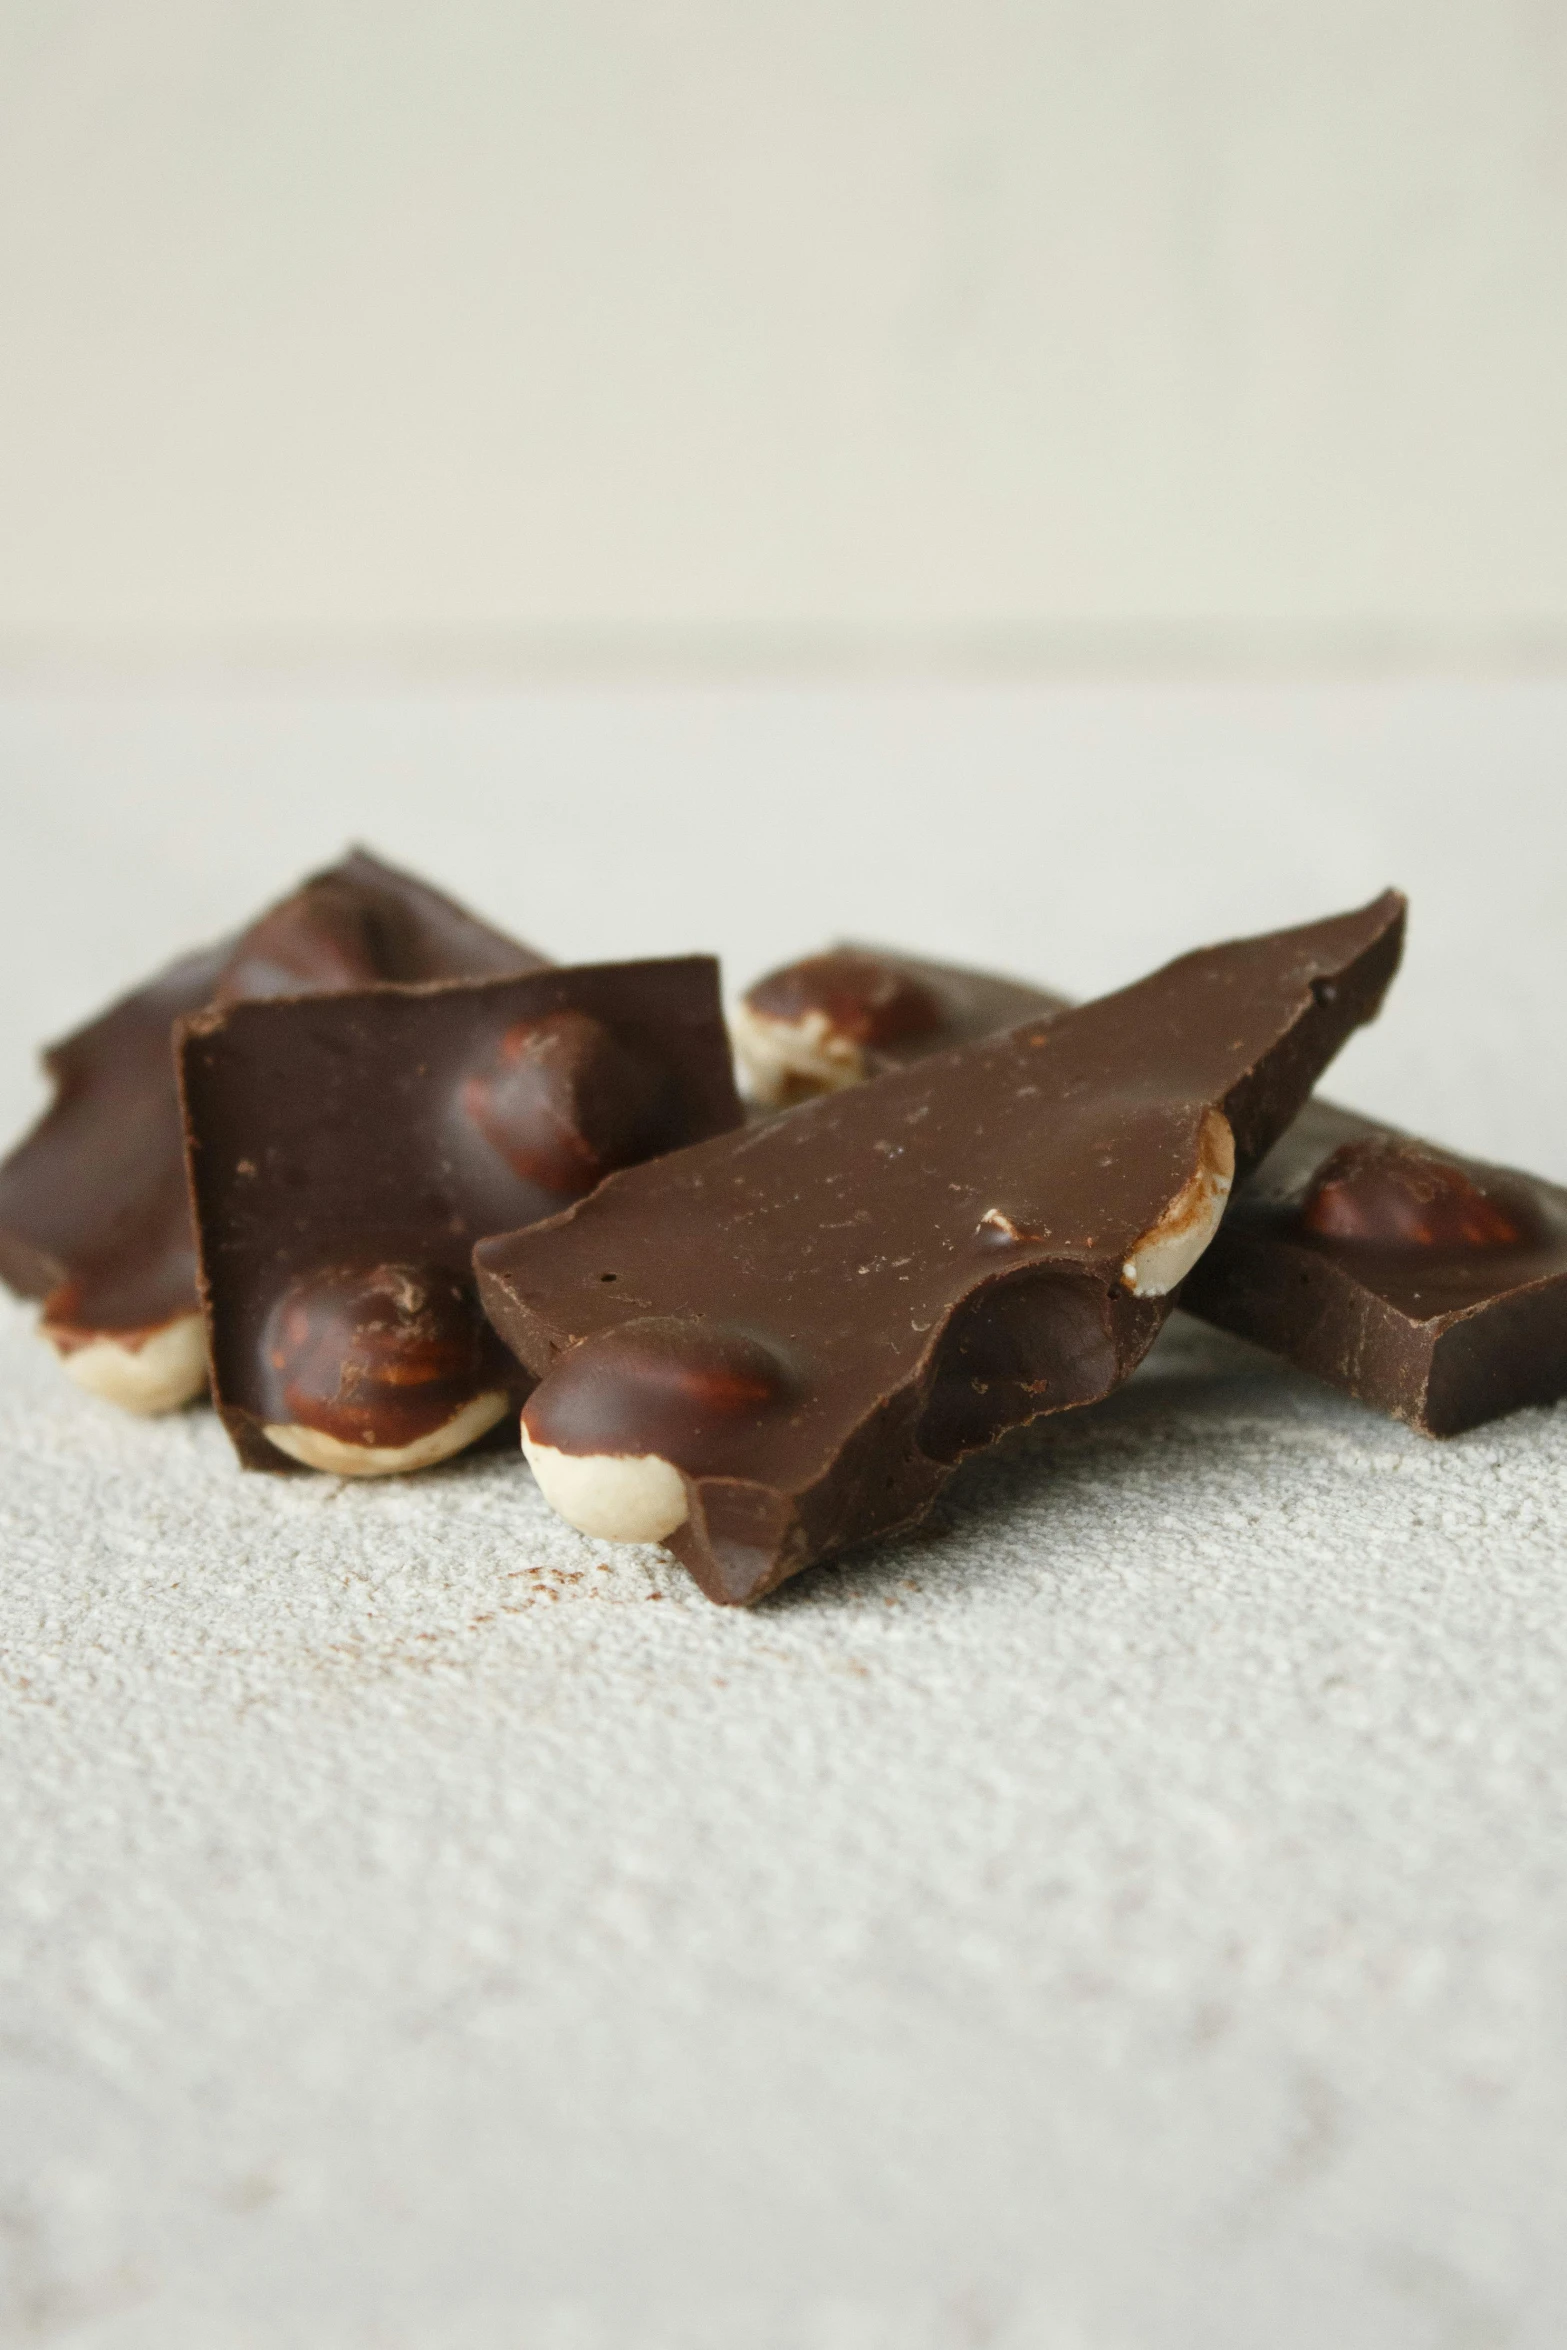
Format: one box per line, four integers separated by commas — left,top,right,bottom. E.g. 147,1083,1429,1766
3,682,1567,2346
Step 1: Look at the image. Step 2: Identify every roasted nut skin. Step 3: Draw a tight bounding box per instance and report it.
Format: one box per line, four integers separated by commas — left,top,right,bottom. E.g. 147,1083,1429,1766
734,951,949,1104
745,952,943,1049
521,1317,794,1474
462,1012,666,1196
259,1262,505,1450
1300,1137,1547,1253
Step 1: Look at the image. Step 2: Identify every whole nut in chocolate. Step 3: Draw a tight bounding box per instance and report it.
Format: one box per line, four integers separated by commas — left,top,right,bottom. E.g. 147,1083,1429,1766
259,1262,512,1476
733,951,943,1100
1298,1135,1545,1252
732,944,1067,1105
39,1286,212,1417
521,1319,796,1542
478,893,1406,1604
1183,1098,1567,1436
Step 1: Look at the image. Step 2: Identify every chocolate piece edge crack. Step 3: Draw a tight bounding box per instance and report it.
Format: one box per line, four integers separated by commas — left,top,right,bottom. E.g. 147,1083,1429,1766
477,892,1406,1605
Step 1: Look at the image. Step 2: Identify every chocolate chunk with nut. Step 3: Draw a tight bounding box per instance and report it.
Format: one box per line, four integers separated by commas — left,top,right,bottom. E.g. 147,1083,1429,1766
476,893,1406,1605
0,849,545,1415
732,944,1067,1105
180,956,742,1476
1180,1098,1567,1435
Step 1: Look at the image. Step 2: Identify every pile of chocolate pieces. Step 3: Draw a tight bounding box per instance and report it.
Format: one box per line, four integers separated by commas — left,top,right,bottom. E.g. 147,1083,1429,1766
2,851,1564,1608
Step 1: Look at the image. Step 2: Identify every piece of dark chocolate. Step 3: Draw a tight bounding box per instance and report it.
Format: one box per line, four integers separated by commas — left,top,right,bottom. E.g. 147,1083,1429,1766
180,957,743,1476
1180,1098,1567,1436
0,850,545,1414
754,943,1567,1444
732,943,1068,1103
476,893,1406,1605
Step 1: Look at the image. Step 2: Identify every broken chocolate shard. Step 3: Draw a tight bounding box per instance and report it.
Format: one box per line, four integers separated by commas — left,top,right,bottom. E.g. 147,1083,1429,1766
1180,1098,1567,1437
477,892,1406,1605
753,937,1567,1446
732,943,1068,1104
180,956,743,1475
0,849,545,1414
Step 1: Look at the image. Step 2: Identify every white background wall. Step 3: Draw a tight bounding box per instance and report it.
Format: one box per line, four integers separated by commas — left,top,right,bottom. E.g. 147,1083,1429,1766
1,1,1566,666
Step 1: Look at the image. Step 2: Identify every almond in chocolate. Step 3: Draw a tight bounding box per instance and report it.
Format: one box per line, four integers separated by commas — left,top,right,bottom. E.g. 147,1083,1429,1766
463,1011,668,1193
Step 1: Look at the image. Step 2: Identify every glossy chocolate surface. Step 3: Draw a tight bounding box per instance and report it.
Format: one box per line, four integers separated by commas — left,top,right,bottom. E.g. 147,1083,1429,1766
1181,1099,1567,1436
524,1318,797,1473
479,894,1405,1605
181,957,743,1470
0,850,545,1348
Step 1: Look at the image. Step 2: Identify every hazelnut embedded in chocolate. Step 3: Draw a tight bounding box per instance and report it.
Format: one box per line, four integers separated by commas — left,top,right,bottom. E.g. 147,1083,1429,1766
520,1318,794,1542
461,1011,666,1197
479,892,1407,1603
1299,1136,1546,1253
1120,1109,1235,1296
40,1294,209,1415
732,951,944,1104
0,849,547,1424
258,1262,509,1475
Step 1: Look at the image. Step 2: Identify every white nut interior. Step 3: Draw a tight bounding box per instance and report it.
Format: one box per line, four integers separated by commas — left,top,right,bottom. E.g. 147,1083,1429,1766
521,1429,690,1543
1121,1109,1235,1297
53,1311,209,1416
264,1389,509,1477
729,1000,866,1106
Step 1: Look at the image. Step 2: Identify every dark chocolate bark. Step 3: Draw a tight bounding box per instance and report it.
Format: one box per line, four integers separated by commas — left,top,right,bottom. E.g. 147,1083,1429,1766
734,943,1068,1103
0,850,545,1379
180,957,743,1473
477,893,1406,1605
1180,1098,1567,1436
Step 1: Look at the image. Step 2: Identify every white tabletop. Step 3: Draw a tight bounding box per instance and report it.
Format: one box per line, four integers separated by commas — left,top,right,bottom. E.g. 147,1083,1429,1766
3,678,1565,2347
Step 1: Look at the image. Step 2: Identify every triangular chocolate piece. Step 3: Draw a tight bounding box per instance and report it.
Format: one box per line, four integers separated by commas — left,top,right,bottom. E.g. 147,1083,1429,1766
477,893,1406,1604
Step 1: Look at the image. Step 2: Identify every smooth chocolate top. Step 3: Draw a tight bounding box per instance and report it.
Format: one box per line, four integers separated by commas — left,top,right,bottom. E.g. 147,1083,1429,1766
1181,1097,1567,1434
181,956,743,1469
479,893,1406,1603
0,849,544,1338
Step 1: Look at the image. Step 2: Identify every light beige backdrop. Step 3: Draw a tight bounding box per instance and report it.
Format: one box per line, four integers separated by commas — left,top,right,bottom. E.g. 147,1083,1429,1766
2,0,1566,665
